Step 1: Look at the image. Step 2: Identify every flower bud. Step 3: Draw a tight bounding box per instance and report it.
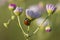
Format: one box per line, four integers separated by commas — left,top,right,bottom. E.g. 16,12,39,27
46,4,56,15
13,7,23,16
8,3,16,11
45,25,51,32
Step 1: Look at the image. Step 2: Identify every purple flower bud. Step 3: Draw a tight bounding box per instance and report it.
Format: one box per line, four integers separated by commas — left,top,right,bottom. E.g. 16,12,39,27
13,7,23,16
8,3,16,11
46,4,56,15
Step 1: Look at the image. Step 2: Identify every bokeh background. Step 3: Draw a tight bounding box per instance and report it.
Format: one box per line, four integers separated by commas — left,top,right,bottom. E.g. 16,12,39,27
0,0,60,40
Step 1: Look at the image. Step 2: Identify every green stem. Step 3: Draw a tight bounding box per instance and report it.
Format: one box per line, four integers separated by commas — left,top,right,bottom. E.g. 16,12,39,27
7,11,15,25
17,16,26,35
26,26,30,40
7,19,11,24
27,26,29,33
17,16,28,40
33,27,39,34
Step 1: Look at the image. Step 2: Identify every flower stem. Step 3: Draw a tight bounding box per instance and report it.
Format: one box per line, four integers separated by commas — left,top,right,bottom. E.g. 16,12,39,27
17,16,28,40
26,26,30,40
17,16,26,35
7,19,11,24
7,11,14,24
27,26,29,33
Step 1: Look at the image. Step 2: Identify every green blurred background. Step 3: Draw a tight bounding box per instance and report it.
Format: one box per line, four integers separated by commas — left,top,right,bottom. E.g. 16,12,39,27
0,0,60,40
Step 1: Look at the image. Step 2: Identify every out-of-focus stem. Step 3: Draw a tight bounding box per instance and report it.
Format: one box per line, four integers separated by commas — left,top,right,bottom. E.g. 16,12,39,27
7,19,11,24
3,11,15,28
27,26,29,33
7,11,15,25
26,26,30,40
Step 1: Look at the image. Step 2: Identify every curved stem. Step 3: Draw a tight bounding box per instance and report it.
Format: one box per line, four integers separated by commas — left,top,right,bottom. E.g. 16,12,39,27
17,16,28,40
17,16,26,35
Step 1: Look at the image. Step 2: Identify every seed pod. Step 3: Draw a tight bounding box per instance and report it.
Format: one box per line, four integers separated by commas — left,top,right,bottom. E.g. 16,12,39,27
13,7,23,16
24,18,31,26
8,3,16,11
